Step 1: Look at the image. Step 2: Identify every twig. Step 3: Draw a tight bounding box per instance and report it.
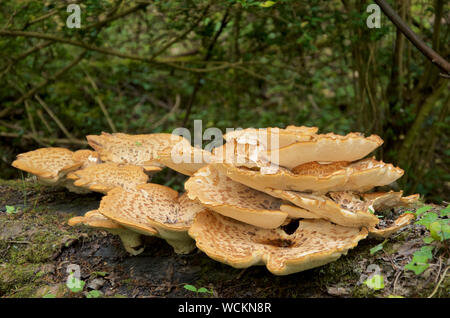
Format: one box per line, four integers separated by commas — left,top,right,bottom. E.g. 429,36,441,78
35,94,74,140
428,265,449,298
82,68,117,133
152,94,181,128
375,0,450,75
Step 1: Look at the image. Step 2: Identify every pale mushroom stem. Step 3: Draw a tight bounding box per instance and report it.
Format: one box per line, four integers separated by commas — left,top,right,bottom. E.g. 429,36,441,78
111,230,144,256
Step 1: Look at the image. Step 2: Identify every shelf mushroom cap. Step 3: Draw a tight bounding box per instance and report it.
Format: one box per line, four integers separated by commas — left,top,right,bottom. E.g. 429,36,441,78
224,125,319,150
260,132,383,169
271,190,418,229
65,162,149,194
68,210,145,255
368,213,416,238
86,132,190,172
98,184,204,254
215,157,404,194
72,149,101,168
269,189,380,228
11,147,83,185
185,164,288,229
188,210,368,275
154,146,213,176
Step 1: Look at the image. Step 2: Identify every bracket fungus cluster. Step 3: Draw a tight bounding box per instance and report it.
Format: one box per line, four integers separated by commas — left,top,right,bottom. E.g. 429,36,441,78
11,126,419,275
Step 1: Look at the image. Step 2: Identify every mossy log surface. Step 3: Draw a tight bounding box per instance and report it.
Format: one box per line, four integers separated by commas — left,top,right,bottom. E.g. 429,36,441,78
0,179,448,298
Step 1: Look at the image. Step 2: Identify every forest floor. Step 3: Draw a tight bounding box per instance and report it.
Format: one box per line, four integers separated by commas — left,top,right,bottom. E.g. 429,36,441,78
0,178,448,298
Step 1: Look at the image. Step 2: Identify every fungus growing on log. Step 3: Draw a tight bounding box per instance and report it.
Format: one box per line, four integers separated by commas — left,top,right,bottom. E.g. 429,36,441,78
185,165,288,229
68,210,146,255
260,132,383,169
215,157,404,194
86,132,190,172
99,184,205,254
66,162,149,193
11,147,83,185
188,210,368,275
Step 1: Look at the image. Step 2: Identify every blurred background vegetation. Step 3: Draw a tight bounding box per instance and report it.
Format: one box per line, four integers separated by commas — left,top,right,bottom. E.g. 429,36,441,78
0,0,448,201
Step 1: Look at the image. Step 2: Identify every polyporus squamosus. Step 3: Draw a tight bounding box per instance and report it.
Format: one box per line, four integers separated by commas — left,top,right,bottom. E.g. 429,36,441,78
68,210,147,255
86,132,191,172
267,189,418,231
215,157,404,194
99,184,205,254
188,210,368,275
72,149,101,168
185,164,288,229
260,132,384,169
224,125,319,150
155,146,213,176
11,147,83,185
65,162,149,194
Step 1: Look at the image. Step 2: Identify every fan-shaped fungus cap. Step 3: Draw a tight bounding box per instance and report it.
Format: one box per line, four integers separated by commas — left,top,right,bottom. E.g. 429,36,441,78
188,210,368,275
99,184,204,254
224,126,319,150
68,210,145,255
185,165,288,229
72,149,101,168
215,157,404,194
368,213,416,238
65,163,149,194
11,147,83,185
86,132,190,172
155,146,213,176
266,189,380,228
260,132,383,169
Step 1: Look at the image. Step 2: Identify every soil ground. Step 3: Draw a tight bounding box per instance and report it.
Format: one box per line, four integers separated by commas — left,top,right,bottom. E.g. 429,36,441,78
0,178,448,298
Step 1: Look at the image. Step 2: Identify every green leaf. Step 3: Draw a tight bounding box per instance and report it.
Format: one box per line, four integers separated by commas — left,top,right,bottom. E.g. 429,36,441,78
91,271,108,277
5,205,17,214
388,295,404,298
197,287,212,294
86,290,102,298
370,239,387,255
67,274,85,293
368,207,375,214
423,236,434,244
404,246,434,275
415,206,432,216
429,221,442,241
260,1,276,7
183,284,197,292
440,205,450,217
415,212,438,228
43,293,56,298
364,274,385,290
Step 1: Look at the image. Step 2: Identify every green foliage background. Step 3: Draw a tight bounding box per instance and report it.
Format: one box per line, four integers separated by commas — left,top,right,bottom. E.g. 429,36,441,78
0,0,448,201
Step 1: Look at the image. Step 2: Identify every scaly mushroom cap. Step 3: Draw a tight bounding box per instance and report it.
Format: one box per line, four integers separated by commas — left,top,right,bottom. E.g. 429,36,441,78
99,184,203,254
267,189,380,228
211,139,265,167
260,132,383,169
65,163,149,194
188,210,368,275
86,132,190,172
368,213,416,238
224,126,319,150
11,147,83,185
155,146,213,176
185,165,288,229
72,149,101,168
68,210,144,255
215,157,404,194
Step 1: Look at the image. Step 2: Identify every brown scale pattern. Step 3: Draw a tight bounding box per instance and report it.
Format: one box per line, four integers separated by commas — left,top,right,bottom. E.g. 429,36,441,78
100,184,202,230
12,147,81,179
87,133,190,167
186,165,282,211
69,163,149,192
189,210,367,274
292,161,350,176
